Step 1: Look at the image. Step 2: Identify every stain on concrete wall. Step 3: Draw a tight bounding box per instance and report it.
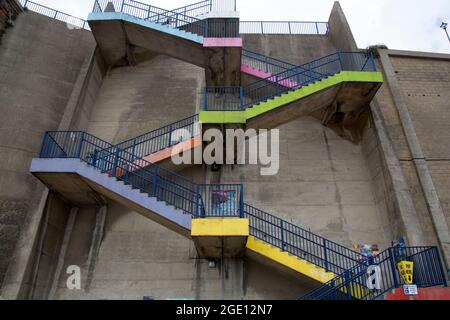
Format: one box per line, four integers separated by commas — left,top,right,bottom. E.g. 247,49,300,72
0,11,95,289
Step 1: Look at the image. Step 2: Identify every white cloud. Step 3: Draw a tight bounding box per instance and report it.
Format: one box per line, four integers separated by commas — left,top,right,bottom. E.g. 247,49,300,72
29,0,450,53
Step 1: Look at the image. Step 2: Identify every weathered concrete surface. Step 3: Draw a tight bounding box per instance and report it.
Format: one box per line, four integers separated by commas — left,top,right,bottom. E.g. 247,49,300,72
0,11,95,293
328,2,358,52
376,49,450,271
89,14,242,86
242,34,337,66
86,56,202,143
222,116,392,249
30,158,192,237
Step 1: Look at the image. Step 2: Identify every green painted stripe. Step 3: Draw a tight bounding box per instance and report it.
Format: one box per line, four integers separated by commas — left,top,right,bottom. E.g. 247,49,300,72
199,71,383,124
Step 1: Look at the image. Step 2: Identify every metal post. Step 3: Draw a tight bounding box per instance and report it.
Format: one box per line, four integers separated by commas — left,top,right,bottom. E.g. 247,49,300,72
24,0,28,7
344,270,352,300
323,239,329,272
338,52,343,71
388,247,399,288
168,125,173,147
112,147,120,177
434,247,449,286
92,149,98,168
288,22,291,35
76,132,85,158
315,22,319,35
195,184,200,217
370,51,376,71
151,165,157,196
39,132,48,158
205,19,209,37
239,87,244,110
261,22,264,34
239,186,244,218
280,220,285,251
204,89,208,111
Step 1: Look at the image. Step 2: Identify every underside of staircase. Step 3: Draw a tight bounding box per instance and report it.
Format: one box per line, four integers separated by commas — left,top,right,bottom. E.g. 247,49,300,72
24,0,448,301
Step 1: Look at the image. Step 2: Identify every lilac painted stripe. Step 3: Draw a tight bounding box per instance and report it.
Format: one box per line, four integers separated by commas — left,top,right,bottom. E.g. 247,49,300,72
203,37,242,47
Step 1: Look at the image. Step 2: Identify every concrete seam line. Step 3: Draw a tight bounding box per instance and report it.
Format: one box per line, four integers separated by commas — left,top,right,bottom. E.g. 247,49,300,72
370,98,425,246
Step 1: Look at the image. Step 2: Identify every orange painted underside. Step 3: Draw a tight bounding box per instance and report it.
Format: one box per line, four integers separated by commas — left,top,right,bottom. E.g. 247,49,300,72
112,136,202,177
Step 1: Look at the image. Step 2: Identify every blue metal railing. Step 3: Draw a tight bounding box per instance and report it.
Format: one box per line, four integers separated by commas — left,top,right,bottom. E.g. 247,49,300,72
92,0,239,38
300,246,447,300
39,131,243,218
240,21,329,35
113,114,200,161
37,131,447,293
19,0,90,30
242,49,297,75
204,51,377,111
244,204,360,275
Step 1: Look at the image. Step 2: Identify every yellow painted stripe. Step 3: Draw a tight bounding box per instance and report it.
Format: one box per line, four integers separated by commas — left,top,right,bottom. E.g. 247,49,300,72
199,71,383,124
246,236,336,284
191,218,249,237
246,236,371,298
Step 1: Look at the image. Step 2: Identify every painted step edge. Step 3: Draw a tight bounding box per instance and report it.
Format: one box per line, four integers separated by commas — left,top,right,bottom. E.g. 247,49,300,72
87,12,204,44
199,71,384,124
246,236,371,299
245,236,336,284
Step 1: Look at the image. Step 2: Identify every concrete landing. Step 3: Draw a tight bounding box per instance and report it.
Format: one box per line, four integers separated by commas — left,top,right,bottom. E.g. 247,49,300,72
191,218,249,258
200,71,383,140
30,158,192,237
88,12,242,86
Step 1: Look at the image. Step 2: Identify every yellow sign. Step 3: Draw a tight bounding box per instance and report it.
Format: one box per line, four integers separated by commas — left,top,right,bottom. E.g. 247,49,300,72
397,261,414,284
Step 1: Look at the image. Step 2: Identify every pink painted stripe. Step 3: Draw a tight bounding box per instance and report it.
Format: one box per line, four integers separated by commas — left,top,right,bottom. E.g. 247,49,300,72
203,37,243,47
240,64,298,88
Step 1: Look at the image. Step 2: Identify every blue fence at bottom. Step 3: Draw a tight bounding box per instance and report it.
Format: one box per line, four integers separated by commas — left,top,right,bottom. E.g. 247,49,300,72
299,246,447,300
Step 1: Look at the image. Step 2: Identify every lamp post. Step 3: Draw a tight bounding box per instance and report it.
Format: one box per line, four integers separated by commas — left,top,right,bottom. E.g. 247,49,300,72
441,22,450,43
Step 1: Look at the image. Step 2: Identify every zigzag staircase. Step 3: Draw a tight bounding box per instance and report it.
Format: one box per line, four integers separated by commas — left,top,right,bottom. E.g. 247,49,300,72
89,0,241,85
30,130,447,299
24,0,446,300
201,51,383,132
101,51,382,172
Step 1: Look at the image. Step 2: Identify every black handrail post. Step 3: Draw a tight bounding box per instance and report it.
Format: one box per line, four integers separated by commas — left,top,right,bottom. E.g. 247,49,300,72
76,132,84,159
388,247,399,288
151,165,157,196
280,220,285,251
112,147,120,177
344,270,352,300
323,239,329,272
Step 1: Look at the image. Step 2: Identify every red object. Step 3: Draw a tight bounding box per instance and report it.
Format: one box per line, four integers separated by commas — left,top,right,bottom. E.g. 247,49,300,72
386,287,450,300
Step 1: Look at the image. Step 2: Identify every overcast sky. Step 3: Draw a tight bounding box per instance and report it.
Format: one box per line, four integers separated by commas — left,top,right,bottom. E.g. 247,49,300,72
33,0,450,54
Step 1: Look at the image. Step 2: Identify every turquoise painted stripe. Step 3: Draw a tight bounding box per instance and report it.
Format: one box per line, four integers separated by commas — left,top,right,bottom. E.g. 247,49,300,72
87,12,204,44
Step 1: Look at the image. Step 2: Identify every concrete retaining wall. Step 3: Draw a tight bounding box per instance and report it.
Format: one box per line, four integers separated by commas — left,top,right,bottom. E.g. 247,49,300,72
0,11,95,291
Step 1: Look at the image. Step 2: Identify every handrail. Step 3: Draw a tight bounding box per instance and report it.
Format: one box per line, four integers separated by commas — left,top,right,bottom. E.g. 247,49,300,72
204,51,377,111
299,246,447,300
240,21,329,35
115,114,200,160
92,0,239,38
244,204,360,275
39,131,243,218
37,131,447,296
19,0,90,30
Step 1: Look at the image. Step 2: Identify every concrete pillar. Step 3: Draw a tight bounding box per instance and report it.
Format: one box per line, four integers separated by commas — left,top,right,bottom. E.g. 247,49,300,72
379,50,450,271
47,207,78,300
84,205,107,292
370,99,426,246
